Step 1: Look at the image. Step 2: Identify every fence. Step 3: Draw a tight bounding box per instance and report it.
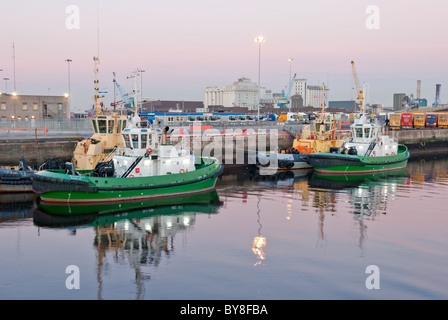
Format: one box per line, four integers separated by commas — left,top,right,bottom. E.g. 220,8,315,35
0,118,93,135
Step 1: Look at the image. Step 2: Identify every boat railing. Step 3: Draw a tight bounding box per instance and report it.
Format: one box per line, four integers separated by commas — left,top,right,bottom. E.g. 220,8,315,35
103,146,119,163
364,142,376,157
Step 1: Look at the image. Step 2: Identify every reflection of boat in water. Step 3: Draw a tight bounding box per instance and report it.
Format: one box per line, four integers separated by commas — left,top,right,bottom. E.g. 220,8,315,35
34,189,222,300
33,190,222,228
0,192,38,223
309,169,409,190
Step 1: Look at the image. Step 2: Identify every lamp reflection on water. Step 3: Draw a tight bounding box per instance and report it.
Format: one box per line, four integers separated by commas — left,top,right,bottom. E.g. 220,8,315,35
252,195,266,266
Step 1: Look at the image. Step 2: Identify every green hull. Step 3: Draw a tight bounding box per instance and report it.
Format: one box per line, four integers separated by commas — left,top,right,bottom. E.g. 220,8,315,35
33,157,223,203
306,145,410,175
33,190,221,228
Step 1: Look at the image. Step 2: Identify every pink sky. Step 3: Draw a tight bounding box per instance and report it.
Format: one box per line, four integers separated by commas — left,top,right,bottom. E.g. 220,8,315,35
0,0,447,111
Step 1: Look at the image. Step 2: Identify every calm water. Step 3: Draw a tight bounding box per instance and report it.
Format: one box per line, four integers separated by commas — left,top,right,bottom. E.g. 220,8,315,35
1,159,447,300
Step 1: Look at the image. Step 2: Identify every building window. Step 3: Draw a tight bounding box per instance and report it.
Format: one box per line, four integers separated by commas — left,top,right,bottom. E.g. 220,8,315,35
33,103,38,111
58,104,63,111
0,102,6,110
22,103,28,111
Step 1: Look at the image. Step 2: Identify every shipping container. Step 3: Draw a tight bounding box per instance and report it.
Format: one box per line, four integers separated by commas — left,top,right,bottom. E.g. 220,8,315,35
400,113,413,129
426,113,438,128
437,113,448,128
389,113,401,130
412,112,426,129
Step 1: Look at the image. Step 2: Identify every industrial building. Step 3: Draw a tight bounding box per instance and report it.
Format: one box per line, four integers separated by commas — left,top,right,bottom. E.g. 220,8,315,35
0,93,70,121
141,100,204,113
203,77,329,111
203,77,268,110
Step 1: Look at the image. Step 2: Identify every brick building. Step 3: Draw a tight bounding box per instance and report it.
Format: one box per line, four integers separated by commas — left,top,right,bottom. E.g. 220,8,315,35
0,93,69,121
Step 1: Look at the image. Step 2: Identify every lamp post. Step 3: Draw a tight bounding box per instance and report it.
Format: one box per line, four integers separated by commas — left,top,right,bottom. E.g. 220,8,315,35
138,69,145,112
65,59,72,116
288,58,293,111
255,36,265,121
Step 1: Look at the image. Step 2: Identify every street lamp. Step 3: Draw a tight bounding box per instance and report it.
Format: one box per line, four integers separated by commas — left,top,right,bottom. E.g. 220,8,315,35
65,59,72,116
139,69,145,111
255,36,265,120
288,58,293,111
288,58,293,82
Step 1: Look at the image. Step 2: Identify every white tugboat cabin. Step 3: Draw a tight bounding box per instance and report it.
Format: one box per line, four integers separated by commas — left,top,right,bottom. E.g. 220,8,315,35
341,114,398,157
110,116,196,178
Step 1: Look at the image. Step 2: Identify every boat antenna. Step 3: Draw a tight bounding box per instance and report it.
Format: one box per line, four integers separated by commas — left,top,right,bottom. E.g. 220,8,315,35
320,83,326,121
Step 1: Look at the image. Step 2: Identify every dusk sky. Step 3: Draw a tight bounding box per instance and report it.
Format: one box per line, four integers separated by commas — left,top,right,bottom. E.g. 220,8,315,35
0,0,447,112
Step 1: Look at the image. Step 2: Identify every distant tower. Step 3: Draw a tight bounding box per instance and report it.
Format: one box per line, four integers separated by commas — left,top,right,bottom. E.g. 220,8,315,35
434,84,441,106
417,80,421,99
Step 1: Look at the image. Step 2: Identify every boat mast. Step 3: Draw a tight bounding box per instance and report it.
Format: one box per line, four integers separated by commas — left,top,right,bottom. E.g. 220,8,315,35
93,57,104,116
320,83,326,121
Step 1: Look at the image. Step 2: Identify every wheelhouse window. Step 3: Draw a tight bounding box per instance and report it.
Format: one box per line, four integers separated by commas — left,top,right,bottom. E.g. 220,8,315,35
141,134,147,149
92,119,98,133
122,134,131,148
98,120,107,133
355,128,363,138
131,134,139,149
122,120,127,131
364,128,371,138
108,120,114,133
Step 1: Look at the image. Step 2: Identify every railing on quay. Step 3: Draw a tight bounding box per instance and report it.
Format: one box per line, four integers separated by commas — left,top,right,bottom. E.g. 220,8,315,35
0,118,93,135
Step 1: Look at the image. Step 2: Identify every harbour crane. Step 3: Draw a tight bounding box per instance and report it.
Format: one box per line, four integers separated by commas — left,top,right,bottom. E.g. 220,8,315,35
113,78,134,111
351,60,364,113
278,72,297,109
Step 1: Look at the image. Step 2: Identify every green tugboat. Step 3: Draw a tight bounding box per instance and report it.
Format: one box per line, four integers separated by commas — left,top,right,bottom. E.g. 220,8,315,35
305,61,410,175
305,113,410,175
32,114,223,203
32,70,223,203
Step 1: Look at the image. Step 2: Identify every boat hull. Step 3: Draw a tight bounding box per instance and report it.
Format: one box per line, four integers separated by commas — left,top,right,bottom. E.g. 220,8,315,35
256,152,312,171
33,158,223,203
306,145,410,175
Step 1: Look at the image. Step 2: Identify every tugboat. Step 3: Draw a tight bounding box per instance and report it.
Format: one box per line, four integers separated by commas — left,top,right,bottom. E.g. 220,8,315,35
0,157,35,193
305,113,410,175
305,61,410,175
72,57,128,172
256,85,348,171
32,70,223,204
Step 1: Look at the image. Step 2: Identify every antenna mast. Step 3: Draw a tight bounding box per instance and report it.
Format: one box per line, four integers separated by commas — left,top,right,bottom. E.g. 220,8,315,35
93,57,104,115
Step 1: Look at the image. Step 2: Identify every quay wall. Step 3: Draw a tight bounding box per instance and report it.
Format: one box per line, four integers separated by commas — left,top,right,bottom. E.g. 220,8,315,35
387,128,448,159
0,138,79,167
1,127,448,167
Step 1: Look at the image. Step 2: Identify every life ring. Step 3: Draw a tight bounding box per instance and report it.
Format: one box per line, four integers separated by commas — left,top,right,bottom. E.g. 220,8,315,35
146,148,153,155
377,137,380,142
129,174,134,177
179,169,185,173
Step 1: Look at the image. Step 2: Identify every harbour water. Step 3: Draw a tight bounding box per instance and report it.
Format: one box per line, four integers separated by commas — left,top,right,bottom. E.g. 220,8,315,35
0,158,447,300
